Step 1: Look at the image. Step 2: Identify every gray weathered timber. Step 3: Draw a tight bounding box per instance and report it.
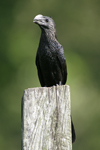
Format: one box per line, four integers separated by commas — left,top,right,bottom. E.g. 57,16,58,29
22,85,72,150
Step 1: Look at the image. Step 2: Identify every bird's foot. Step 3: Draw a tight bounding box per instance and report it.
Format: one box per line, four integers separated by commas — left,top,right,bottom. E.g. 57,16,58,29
59,81,61,85
56,81,61,86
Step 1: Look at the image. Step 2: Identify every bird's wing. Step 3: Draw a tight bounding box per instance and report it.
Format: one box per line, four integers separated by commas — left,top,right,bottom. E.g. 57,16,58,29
36,53,45,87
56,46,67,84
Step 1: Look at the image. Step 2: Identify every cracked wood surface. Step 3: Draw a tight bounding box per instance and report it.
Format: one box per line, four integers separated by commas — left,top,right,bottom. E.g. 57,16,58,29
21,85,72,150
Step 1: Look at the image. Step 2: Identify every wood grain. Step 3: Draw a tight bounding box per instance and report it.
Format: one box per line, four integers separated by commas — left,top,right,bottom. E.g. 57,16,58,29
21,85,72,150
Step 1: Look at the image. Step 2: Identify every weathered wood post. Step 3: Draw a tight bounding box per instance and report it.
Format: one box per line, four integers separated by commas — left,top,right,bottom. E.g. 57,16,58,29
21,85,72,150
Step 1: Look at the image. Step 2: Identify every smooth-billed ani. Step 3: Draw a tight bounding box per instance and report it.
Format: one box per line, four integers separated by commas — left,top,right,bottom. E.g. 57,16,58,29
33,14,76,143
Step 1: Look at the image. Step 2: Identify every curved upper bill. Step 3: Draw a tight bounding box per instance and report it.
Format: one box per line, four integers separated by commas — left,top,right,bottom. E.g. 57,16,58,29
33,14,43,23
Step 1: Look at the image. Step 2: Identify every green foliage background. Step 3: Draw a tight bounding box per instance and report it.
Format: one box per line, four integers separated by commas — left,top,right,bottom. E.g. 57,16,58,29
0,0,100,149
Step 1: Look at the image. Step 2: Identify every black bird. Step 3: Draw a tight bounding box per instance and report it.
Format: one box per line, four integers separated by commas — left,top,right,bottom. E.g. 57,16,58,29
33,14,76,143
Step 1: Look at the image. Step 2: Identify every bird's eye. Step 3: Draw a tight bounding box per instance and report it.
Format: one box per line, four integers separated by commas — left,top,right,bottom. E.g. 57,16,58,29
45,19,49,22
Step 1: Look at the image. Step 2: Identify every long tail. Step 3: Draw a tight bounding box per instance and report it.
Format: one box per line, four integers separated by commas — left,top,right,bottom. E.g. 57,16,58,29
71,118,76,143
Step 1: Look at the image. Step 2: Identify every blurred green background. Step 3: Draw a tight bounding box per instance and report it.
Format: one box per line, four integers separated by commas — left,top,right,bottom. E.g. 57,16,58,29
0,0,100,149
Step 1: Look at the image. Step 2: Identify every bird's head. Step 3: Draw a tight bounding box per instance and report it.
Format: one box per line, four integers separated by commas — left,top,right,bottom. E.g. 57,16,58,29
33,14,56,35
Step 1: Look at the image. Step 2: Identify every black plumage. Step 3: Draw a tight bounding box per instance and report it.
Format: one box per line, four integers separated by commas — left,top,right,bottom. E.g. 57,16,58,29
33,14,76,143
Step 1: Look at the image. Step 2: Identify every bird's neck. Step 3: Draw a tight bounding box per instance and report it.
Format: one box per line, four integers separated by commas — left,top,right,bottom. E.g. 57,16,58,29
40,29,57,43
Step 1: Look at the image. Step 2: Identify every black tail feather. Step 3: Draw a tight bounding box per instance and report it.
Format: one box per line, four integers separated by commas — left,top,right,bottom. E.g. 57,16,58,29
71,118,76,143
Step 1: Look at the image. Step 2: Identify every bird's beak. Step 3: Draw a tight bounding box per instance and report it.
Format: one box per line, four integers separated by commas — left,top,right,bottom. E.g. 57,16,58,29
33,14,43,24
33,18,38,23
33,19,36,23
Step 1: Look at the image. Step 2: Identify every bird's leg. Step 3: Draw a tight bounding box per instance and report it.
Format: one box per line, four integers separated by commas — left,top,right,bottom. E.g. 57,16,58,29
56,81,62,86
59,81,61,85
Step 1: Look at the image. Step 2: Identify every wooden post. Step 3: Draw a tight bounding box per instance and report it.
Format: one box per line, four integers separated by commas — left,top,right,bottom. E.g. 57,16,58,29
21,85,72,150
